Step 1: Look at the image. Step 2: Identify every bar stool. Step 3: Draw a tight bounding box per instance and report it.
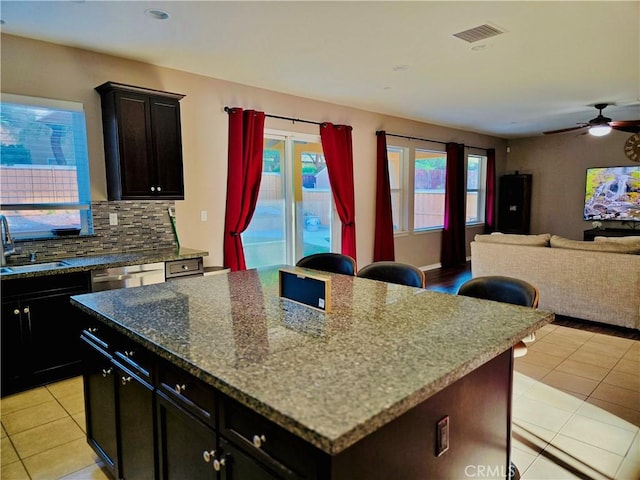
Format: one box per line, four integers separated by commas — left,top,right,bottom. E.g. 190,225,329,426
457,275,539,357
356,261,426,288
296,253,357,276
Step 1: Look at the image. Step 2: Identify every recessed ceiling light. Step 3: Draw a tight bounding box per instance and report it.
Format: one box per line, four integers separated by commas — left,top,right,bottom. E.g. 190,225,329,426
383,86,392,90
470,44,490,52
393,65,410,72
145,9,170,20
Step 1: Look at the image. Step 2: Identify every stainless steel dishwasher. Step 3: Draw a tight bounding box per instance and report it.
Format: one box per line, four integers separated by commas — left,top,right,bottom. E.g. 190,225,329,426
90,262,166,291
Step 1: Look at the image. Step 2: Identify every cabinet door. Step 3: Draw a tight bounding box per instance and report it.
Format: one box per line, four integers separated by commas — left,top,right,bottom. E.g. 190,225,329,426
27,293,86,385
156,393,218,480
150,98,184,198
81,336,118,477
1,301,27,395
219,437,281,480
115,92,155,198
116,364,156,480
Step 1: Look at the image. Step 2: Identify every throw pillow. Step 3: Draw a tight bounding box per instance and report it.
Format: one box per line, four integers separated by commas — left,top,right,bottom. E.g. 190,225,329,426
594,235,640,245
551,235,640,254
474,233,551,246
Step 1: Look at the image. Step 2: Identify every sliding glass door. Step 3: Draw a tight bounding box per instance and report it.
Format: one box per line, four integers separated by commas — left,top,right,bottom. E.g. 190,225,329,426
242,131,338,269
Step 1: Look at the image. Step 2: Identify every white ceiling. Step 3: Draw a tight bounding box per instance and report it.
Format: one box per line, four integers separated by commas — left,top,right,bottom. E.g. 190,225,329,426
1,1,639,138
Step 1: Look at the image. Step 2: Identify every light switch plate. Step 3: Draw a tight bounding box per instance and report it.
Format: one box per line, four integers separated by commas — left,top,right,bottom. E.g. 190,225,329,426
109,213,118,226
200,210,208,222
436,415,449,457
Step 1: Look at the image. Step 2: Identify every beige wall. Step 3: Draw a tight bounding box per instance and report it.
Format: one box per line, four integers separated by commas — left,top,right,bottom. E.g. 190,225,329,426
1,34,507,268
507,131,636,240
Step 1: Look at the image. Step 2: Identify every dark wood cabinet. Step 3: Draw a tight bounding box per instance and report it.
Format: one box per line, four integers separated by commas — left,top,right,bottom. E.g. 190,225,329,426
583,228,640,241
81,333,118,477
498,173,532,234
81,327,157,480
96,82,185,200
156,392,219,480
1,272,90,396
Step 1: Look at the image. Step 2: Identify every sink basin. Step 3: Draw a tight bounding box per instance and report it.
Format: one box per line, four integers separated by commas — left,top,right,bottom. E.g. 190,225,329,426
4,261,70,274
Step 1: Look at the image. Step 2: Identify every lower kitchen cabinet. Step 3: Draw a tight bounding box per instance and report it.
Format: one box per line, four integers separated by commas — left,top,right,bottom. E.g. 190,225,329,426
1,272,90,396
156,392,219,480
81,333,118,475
81,328,156,480
79,313,323,480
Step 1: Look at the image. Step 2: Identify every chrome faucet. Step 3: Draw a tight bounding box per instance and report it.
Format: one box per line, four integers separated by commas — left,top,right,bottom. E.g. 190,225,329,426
0,215,16,266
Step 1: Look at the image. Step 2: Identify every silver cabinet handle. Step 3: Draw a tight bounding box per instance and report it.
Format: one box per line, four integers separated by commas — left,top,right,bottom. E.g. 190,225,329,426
22,307,29,314
150,186,156,192
174,384,186,394
13,309,20,315
121,376,132,385
202,449,215,463
124,350,135,358
252,434,267,448
88,327,98,333
102,368,112,377
157,186,162,192
213,458,226,471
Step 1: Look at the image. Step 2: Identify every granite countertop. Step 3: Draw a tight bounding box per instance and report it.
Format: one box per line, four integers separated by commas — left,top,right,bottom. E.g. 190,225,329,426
0,247,208,280
70,266,554,455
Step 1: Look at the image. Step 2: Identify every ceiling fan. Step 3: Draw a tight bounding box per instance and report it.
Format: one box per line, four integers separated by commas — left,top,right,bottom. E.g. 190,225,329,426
543,103,640,136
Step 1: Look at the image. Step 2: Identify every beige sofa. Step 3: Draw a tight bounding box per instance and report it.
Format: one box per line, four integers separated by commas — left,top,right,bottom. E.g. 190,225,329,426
470,234,640,330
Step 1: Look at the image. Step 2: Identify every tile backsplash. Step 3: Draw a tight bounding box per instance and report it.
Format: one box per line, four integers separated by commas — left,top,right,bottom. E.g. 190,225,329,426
10,201,178,263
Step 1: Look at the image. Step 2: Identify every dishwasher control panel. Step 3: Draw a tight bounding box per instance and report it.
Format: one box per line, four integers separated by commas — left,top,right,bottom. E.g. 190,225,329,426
165,257,204,280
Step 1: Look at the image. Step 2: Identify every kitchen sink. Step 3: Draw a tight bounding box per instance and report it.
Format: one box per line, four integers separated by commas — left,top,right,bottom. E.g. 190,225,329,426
2,261,70,274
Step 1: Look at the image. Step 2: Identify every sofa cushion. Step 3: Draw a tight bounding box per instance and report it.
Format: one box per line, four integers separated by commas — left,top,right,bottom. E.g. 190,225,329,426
551,235,640,254
594,235,640,245
474,233,551,246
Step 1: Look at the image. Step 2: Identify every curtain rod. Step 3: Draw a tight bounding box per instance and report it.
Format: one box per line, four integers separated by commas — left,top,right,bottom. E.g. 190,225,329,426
224,106,322,126
377,131,490,152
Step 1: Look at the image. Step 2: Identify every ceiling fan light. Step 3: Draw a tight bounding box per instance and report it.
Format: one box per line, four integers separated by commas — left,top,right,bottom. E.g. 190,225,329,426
589,125,612,137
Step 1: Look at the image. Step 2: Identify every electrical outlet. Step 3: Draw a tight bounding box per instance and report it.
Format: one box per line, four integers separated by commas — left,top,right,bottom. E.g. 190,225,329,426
200,210,208,222
436,415,449,457
109,213,118,226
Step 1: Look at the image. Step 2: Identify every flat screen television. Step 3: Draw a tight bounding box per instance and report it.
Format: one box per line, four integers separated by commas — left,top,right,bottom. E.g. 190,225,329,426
584,165,640,221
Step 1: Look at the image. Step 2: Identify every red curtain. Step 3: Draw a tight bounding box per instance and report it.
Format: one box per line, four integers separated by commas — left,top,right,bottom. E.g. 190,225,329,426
223,108,266,271
484,148,496,233
373,131,395,261
440,142,467,268
320,123,357,261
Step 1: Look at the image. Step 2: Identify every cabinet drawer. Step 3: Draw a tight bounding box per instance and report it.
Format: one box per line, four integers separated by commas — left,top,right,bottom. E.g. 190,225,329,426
158,363,216,427
221,398,319,479
113,344,154,381
165,258,203,279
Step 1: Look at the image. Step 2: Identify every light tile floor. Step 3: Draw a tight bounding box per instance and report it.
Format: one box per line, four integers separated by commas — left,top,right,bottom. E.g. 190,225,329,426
513,323,640,480
0,324,638,479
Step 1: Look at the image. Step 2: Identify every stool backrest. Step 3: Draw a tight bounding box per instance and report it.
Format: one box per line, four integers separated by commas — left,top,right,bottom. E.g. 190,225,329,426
356,261,426,288
296,253,357,276
457,275,539,308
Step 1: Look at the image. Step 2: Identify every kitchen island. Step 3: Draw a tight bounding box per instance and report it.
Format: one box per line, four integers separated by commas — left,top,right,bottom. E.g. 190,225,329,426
71,266,553,479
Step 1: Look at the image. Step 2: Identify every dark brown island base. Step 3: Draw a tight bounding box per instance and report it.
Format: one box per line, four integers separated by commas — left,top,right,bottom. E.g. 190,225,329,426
71,266,553,480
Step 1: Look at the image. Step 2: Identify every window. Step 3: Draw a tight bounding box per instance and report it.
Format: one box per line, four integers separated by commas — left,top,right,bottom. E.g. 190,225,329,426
0,94,92,239
242,131,338,269
414,149,447,230
466,154,486,224
388,144,487,233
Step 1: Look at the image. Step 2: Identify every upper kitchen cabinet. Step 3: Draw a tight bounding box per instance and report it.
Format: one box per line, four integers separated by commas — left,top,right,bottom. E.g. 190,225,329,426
96,82,185,200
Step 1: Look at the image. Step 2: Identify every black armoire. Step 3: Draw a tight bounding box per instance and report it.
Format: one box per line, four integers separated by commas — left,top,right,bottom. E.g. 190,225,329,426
498,173,532,234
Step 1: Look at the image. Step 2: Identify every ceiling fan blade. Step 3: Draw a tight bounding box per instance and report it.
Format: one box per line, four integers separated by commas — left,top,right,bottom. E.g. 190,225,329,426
610,119,640,131
543,125,588,135
612,125,640,133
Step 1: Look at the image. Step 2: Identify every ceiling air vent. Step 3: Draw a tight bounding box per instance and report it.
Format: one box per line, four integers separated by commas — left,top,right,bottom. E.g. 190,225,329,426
453,24,504,43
